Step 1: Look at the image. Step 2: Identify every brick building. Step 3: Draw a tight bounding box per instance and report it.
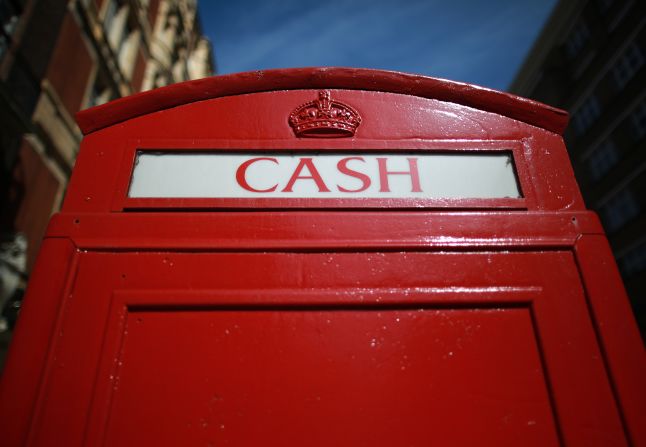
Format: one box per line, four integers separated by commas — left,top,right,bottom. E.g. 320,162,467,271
510,0,645,335
0,0,214,355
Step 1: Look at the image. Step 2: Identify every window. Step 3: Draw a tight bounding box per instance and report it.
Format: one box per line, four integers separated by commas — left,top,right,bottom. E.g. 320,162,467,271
104,0,129,54
115,18,132,57
103,0,139,80
600,188,640,232
116,19,137,75
0,0,21,59
630,100,646,141
87,72,115,108
612,43,644,90
103,0,119,32
608,1,632,31
588,138,619,181
565,21,590,59
572,95,601,136
153,71,168,88
597,0,614,11
619,241,646,277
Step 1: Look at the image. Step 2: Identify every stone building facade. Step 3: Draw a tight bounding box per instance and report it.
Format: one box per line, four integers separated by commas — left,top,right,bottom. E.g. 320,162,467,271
0,0,214,351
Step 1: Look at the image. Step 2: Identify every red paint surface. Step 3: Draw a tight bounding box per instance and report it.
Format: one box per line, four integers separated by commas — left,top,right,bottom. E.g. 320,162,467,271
109,308,554,446
1,69,644,446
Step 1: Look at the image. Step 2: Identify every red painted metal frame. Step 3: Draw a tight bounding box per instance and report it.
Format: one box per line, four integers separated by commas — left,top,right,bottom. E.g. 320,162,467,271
0,239,78,447
1,68,644,446
3,213,645,446
46,211,598,250
574,236,646,446
14,249,626,446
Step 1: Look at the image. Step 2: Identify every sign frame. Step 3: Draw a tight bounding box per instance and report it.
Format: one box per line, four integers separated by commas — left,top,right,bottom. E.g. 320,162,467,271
111,138,536,211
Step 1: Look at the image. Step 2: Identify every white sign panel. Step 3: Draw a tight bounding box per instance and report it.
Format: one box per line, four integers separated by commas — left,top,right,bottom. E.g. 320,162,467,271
128,152,521,199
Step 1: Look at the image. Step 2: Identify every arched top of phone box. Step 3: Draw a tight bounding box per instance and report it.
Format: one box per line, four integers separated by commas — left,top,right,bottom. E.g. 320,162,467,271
76,67,568,136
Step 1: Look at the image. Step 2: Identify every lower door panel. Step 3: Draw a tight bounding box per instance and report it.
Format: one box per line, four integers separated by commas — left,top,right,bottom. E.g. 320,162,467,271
28,251,626,446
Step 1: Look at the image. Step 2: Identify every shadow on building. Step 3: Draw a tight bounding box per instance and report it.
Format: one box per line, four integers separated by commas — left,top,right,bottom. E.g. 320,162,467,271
510,0,645,340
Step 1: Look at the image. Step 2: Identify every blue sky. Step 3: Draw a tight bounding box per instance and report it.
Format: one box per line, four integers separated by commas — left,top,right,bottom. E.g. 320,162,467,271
198,0,556,92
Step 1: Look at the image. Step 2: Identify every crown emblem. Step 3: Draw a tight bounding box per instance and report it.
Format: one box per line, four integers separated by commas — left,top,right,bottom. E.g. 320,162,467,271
289,90,361,138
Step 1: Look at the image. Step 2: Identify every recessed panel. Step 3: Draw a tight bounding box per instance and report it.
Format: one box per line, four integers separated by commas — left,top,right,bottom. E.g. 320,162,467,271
105,307,557,446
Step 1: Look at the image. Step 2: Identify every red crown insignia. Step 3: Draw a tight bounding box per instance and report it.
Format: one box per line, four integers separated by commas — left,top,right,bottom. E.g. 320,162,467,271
289,90,361,138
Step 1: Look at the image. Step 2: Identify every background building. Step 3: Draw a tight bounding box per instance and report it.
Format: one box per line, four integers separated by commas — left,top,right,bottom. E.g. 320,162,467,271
510,0,645,336
0,0,214,368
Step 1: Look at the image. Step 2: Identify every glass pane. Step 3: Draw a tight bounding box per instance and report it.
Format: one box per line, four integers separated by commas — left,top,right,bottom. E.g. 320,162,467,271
129,151,522,200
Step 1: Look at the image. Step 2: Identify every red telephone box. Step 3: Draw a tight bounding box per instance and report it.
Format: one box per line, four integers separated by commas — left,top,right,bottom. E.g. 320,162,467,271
1,68,644,446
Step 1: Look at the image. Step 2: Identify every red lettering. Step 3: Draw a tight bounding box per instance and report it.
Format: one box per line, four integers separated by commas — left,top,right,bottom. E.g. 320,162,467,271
336,157,371,193
377,157,422,192
282,158,331,192
236,157,279,193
